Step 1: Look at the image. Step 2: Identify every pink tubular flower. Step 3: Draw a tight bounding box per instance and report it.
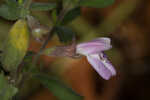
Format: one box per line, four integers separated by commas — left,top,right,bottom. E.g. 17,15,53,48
76,38,116,80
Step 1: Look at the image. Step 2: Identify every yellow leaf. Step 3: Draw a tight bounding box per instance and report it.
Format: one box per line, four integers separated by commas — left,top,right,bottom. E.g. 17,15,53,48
1,19,29,71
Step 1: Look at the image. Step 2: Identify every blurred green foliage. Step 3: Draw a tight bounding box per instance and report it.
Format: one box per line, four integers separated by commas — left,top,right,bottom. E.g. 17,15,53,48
34,74,83,100
0,74,18,100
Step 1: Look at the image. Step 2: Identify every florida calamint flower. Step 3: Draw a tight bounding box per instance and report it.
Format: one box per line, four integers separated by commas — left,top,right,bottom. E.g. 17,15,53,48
76,38,116,80
44,37,116,80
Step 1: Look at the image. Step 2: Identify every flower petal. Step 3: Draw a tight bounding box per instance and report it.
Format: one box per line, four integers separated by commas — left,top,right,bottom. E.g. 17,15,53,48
99,53,116,76
86,54,116,80
90,37,111,45
76,37,112,55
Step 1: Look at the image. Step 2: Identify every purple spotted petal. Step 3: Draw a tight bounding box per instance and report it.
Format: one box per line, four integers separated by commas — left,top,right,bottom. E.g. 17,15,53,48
86,54,116,80
76,37,112,55
99,52,116,76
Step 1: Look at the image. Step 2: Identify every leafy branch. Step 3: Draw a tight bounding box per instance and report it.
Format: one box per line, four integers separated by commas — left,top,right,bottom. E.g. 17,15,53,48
0,0,116,100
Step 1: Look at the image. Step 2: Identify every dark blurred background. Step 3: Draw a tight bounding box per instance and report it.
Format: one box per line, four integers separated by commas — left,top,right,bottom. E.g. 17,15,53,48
1,0,150,100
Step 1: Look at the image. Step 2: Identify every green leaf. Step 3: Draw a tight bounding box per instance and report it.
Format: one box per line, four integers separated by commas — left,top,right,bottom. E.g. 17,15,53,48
0,4,20,20
30,2,56,11
34,74,83,100
55,26,75,43
0,74,18,100
62,7,81,25
1,20,29,71
79,0,115,8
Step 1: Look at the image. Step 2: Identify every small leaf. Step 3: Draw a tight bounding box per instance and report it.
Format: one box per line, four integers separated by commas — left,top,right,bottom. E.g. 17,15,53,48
34,74,83,100
1,19,29,71
30,2,56,11
62,7,81,25
0,74,18,100
0,4,20,20
55,26,75,43
79,0,115,8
